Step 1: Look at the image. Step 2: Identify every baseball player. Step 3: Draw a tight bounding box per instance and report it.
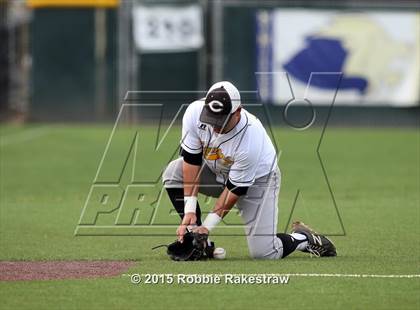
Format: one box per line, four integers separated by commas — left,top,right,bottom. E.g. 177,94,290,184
162,81,336,259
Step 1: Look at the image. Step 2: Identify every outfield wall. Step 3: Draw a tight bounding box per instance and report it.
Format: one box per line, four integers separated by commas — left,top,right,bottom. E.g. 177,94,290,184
25,0,419,124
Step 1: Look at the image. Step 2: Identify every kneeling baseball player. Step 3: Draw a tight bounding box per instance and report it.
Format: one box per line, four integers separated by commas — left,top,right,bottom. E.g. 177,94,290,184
162,81,336,260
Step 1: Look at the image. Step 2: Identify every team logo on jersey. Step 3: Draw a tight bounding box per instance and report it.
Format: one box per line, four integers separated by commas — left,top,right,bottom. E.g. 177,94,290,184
223,156,234,166
203,147,234,167
198,123,207,130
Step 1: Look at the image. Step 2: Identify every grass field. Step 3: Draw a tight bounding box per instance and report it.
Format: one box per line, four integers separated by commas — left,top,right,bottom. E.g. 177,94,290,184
0,124,419,309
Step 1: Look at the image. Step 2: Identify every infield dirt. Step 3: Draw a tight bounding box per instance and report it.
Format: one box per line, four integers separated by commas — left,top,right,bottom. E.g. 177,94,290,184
0,261,136,281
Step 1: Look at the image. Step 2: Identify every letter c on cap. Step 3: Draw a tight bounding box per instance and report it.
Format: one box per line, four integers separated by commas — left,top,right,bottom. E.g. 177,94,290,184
208,100,224,113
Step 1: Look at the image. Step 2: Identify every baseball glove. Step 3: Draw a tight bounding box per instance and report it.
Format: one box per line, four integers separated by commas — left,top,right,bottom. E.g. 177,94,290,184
153,232,214,261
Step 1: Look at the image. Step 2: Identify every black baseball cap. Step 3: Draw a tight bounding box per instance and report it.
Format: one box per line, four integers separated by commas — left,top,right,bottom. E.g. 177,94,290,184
199,81,241,128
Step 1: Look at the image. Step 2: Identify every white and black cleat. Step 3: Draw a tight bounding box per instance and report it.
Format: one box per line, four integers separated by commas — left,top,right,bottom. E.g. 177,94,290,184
292,221,337,257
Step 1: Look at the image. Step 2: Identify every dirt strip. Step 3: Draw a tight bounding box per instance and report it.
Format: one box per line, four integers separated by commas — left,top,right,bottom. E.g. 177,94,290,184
0,261,136,281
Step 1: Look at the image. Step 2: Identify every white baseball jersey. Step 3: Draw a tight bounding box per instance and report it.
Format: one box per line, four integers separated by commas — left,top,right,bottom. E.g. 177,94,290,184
181,100,277,187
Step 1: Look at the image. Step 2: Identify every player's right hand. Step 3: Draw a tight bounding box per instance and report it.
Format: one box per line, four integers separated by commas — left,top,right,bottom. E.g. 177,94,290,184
177,212,197,242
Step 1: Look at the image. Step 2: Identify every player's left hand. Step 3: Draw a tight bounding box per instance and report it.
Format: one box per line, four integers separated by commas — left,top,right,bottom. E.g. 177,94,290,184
192,226,209,235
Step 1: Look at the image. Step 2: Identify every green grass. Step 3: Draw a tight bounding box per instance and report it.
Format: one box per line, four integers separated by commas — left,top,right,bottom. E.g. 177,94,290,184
0,124,419,309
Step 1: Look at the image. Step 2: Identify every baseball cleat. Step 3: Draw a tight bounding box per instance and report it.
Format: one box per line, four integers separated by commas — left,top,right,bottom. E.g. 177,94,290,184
291,221,337,257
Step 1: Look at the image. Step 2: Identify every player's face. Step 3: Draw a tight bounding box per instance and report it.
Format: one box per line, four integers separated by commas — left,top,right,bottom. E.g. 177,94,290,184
212,110,241,133
212,115,232,133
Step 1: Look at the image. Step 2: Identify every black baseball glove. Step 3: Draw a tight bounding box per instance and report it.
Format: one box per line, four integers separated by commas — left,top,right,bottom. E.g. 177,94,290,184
153,232,214,261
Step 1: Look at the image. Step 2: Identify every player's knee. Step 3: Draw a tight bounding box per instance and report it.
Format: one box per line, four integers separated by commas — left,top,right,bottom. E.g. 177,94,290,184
248,239,282,259
162,159,182,187
162,162,174,185
249,252,265,259
248,246,272,259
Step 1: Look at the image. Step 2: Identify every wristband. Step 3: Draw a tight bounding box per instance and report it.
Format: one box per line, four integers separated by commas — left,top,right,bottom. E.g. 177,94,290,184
184,196,197,214
202,212,222,231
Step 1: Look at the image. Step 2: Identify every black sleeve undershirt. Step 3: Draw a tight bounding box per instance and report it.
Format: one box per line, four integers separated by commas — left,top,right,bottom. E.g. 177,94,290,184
226,179,249,196
181,147,203,166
